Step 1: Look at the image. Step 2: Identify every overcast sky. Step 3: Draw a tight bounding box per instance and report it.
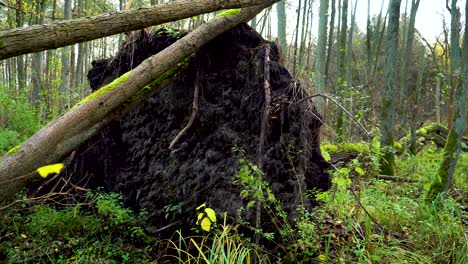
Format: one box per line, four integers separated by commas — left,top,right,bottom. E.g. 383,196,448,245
267,0,466,43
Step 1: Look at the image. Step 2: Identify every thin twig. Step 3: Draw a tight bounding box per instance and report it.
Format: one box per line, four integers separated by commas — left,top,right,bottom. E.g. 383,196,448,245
295,93,372,139
349,186,384,232
169,76,200,150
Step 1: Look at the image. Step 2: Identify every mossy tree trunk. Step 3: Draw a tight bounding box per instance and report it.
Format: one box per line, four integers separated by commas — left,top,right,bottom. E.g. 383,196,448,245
426,0,467,202
379,0,401,176
0,0,273,60
0,2,276,203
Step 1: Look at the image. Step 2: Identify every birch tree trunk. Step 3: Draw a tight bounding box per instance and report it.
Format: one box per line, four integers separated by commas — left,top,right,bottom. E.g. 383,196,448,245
0,1,277,203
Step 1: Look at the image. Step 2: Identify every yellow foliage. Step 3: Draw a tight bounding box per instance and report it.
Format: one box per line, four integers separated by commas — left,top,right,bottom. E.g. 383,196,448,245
204,208,216,223
36,163,64,178
200,217,211,232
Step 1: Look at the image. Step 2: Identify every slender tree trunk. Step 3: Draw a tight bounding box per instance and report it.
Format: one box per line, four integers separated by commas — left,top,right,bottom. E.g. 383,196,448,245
400,0,420,132
59,0,72,109
292,0,302,77
0,0,276,203
435,75,441,123
447,0,461,129
31,0,47,107
276,0,287,54
404,0,421,153
315,0,328,113
15,0,25,89
410,47,424,154
344,0,357,135
426,0,467,201
336,0,348,138
380,0,401,176
75,0,85,88
325,0,336,88
0,0,273,59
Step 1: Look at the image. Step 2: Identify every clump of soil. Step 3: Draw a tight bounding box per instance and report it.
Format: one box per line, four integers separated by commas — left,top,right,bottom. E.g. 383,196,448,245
41,24,330,235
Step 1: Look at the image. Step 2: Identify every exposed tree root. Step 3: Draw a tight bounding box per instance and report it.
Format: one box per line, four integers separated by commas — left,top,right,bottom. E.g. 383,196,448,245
169,75,200,150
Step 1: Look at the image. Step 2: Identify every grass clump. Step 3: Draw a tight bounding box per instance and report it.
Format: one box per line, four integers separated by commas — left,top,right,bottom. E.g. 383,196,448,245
0,191,156,263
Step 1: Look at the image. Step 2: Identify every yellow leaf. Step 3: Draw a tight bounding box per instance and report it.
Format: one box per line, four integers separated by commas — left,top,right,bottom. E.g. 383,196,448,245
200,217,211,232
20,234,27,239
204,208,216,223
196,203,206,211
318,254,327,262
37,163,64,178
196,212,204,225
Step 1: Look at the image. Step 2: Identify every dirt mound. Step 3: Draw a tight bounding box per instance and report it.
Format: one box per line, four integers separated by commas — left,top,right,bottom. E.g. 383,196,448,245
41,24,330,235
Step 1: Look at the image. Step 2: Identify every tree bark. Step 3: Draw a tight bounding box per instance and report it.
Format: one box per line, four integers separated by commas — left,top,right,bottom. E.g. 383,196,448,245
0,0,274,60
335,0,347,138
0,1,276,203
315,0,328,113
379,0,401,176
276,0,287,53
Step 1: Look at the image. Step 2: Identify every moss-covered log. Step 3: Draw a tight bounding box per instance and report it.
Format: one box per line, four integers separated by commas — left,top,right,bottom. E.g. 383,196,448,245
0,2,276,203
398,123,468,152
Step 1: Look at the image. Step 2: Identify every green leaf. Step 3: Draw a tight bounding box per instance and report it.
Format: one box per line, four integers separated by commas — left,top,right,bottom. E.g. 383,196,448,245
423,183,431,191
247,200,256,209
355,167,365,176
316,191,329,201
322,150,331,162
240,189,249,199
37,163,64,178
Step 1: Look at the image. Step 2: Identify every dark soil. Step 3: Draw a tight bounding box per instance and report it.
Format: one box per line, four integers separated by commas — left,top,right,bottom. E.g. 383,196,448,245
36,24,330,238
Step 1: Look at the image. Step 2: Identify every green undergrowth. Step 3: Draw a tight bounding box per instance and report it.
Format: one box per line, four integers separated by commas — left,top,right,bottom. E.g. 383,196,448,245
0,191,156,263
0,92,41,155
314,145,467,263
1,145,466,263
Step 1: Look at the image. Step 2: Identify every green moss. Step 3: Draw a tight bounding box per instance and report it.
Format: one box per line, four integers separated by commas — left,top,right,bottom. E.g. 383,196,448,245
321,142,370,155
6,145,20,155
426,129,459,202
137,61,187,96
72,71,131,109
393,142,403,151
214,9,241,19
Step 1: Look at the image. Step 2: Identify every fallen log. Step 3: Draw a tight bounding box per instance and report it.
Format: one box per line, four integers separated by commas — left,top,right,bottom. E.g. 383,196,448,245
0,2,277,203
0,0,270,60
397,122,468,152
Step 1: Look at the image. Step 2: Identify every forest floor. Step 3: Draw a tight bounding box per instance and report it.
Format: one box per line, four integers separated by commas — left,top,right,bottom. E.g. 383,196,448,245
0,143,466,263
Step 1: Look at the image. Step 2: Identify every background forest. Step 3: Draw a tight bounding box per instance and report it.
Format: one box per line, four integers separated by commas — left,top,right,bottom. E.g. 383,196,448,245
0,0,467,263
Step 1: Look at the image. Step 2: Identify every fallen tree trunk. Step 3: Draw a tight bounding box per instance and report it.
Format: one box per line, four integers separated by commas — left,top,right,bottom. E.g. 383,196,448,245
0,1,277,202
0,0,269,60
397,122,468,152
